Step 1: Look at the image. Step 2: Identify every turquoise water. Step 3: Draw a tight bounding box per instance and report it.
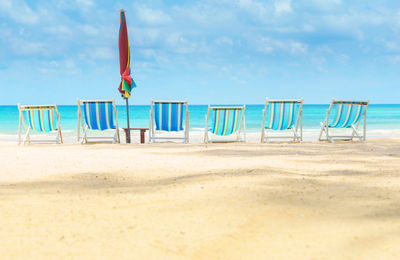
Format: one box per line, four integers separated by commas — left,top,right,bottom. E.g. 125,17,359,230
1,105,399,135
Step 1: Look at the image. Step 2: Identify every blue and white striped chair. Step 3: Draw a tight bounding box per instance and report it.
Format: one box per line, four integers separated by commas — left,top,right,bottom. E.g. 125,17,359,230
204,106,246,143
261,99,303,142
18,104,63,144
77,99,120,144
149,101,189,143
319,99,369,142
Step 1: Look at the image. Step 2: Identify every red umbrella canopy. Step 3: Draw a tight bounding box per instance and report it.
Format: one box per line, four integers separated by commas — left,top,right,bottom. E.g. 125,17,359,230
118,10,136,98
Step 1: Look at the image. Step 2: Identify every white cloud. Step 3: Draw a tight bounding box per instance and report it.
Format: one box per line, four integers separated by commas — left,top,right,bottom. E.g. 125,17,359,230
301,24,314,32
309,0,342,10
11,40,45,55
396,10,400,27
75,0,94,8
135,5,171,25
133,28,161,46
77,47,116,62
316,45,334,54
165,33,198,54
45,25,73,37
215,36,234,46
139,49,157,59
238,0,271,20
0,0,39,24
382,40,400,52
257,37,277,53
54,0,95,13
64,58,76,69
137,49,169,65
290,41,307,54
91,47,114,60
274,0,292,15
310,55,327,71
387,55,400,64
2,0,399,79
336,54,349,63
173,2,235,27
257,37,307,55
38,59,80,75
80,24,99,36
195,61,218,70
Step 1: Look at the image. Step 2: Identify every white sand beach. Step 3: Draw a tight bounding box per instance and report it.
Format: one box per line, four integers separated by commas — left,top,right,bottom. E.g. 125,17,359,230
1,139,400,259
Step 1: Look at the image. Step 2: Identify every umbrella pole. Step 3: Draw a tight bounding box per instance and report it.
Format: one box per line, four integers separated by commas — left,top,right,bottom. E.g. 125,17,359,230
125,98,131,143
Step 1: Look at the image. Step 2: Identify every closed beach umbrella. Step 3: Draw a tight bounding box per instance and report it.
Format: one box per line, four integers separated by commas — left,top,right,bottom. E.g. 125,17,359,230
118,10,135,97
118,10,136,143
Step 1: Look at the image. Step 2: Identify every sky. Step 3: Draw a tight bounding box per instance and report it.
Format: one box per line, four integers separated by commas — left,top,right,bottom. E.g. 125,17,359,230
1,0,400,105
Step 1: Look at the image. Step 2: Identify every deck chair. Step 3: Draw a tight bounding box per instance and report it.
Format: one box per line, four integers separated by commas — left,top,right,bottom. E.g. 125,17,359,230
204,106,246,143
261,99,303,143
77,99,120,144
149,101,189,143
18,104,63,144
319,99,369,143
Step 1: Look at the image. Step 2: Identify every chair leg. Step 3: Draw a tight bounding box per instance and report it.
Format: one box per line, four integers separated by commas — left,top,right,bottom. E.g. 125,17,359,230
148,130,152,143
23,128,30,145
300,114,303,141
203,115,208,144
243,119,247,143
113,131,117,144
351,125,363,142
292,128,299,142
319,122,328,141
18,117,22,145
260,128,265,143
81,126,88,144
264,130,269,143
149,129,152,143
184,129,188,144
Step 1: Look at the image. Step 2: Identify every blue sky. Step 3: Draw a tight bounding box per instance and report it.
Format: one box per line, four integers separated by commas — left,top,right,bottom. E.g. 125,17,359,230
1,0,400,105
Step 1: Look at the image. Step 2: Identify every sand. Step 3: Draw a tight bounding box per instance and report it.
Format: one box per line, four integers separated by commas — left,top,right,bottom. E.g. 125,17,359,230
1,139,400,259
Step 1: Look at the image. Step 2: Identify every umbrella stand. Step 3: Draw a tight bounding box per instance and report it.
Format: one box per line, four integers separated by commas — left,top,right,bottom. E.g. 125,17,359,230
125,97,131,143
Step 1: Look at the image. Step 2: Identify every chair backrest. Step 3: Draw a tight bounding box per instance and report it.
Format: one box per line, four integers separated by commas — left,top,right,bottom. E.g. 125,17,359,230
152,101,187,132
328,100,369,128
209,106,245,136
19,105,59,132
264,100,302,130
81,101,116,130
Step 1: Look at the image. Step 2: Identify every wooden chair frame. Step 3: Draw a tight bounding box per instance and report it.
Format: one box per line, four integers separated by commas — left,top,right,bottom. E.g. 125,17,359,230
260,99,303,143
319,99,369,143
204,105,246,143
149,100,189,143
77,99,120,144
18,104,63,145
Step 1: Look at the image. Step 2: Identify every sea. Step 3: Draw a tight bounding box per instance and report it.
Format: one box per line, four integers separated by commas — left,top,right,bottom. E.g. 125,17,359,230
1,104,400,141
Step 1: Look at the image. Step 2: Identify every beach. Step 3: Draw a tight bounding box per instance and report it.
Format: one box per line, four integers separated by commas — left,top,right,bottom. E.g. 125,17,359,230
1,139,400,259
3,0,400,258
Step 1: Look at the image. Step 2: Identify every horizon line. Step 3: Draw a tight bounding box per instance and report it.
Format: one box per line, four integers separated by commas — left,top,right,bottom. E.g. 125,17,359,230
1,103,400,106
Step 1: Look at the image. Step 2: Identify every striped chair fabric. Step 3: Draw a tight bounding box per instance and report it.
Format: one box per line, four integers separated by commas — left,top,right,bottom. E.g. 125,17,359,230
82,101,116,130
265,101,300,130
23,106,58,132
154,102,184,132
328,101,367,128
210,108,242,136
